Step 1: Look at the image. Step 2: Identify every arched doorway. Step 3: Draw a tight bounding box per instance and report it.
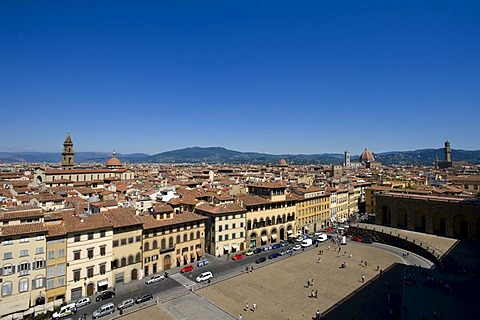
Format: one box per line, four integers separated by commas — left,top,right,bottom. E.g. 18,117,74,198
279,228,285,240
87,283,95,296
249,233,257,248
131,268,138,281
271,228,278,242
164,255,171,270
35,296,45,306
260,230,268,246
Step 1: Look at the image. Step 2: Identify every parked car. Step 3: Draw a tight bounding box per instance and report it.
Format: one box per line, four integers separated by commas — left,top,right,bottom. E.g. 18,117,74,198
95,290,115,302
196,271,213,282
117,298,135,310
253,248,262,254
279,250,286,256
245,250,254,256
232,253,243,260
285,247,293,254
52,303,77,319
272,243,282,249
262,245,273,251
314,232,323,237
146,274,164,284
293,244,302,251
295,236,304,242
255,257,266,264
180,265,194,273
351,236,363,242
268,253,281,259
280,240,288,247
362,237,373,244
92,303,115,319
75,297,91,308
135,293,153,304
316,234,328,242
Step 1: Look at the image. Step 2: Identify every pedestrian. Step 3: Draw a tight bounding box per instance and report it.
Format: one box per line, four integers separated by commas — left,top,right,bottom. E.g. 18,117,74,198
361,275,365,283
311,279,314,286
252,303,256,311
365,260,367,267
328,245,330,251
245,303,249,311
349,253,352,258
239,314,243,320
317,257,321,263
311,290,315,298
315,289,318,299
307,278,311,287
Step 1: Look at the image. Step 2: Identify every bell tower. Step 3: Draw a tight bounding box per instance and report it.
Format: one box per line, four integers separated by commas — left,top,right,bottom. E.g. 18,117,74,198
444,140,451,163
61,132,74,170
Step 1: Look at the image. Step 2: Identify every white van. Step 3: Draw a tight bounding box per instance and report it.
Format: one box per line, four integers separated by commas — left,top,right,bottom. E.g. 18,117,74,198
316,234,328,242
340,235,347,245
301,238,313,247
92,303,115,319
52,303,77,319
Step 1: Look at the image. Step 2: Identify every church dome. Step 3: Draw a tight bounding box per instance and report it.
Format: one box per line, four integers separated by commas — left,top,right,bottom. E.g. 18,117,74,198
106,151,122,167
278,159,288,166
359,147,375,162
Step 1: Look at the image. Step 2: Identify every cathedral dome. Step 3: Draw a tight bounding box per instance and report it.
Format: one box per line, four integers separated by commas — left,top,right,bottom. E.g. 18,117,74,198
278,159,288,166
359,147,375,162
106,151,122,167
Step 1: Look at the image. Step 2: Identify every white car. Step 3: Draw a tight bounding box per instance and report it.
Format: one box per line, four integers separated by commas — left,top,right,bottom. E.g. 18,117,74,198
293,244,302,251
52,303,77,319
75,297,91,308
146,274,164,284
245,250,254,256
117,298,135,310
296,236,304,242
196,271,213,282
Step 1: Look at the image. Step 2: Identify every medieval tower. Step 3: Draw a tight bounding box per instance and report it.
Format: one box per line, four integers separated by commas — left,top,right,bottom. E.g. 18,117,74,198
61,132,74,170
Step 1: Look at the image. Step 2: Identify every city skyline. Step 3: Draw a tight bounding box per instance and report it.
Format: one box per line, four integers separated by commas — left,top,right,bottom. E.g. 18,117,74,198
1,1,479,155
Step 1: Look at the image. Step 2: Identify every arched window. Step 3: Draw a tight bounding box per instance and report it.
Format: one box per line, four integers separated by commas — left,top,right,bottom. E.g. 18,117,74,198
128,255,134,265
121,258,126,267
272,216,276,225
183,234,188,242
196,231,200,239
176,235,180,244
161,238,166,249
19,278,29,292
135,253,141,263
152,240,158,249
112,259,119,269
169,237,173,247
2,281,12,296
190,232,194,241
144,242,150,251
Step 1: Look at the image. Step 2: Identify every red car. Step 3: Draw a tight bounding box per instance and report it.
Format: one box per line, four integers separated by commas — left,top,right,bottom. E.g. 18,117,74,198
352,236,363,242
231,253,243,260
180,265,194,273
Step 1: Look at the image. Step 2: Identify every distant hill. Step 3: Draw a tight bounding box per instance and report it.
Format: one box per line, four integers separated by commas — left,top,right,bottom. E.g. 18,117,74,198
0,147,479,165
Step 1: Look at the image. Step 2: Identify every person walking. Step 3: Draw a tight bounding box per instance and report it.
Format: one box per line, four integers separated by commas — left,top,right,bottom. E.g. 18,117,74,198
239,314,243,320
252,303,257,312
361,275,365,283
315,289,318,299
244,303,249,311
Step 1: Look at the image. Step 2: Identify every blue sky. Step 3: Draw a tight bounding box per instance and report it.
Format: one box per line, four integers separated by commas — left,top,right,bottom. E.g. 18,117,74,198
1,1,479,156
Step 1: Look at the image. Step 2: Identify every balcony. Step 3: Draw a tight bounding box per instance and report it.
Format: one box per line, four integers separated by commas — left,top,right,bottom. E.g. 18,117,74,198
159,246,175,254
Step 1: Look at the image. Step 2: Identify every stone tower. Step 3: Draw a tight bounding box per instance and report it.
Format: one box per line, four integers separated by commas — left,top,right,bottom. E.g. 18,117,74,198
444,140,451,163
61,132,74,170
344,150,350,167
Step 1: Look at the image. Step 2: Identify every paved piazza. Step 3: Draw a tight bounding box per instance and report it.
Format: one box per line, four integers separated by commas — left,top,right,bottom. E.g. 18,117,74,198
197,242,403,319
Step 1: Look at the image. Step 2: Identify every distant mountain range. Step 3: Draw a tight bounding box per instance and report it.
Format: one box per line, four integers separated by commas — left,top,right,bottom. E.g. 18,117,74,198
1,147,479,165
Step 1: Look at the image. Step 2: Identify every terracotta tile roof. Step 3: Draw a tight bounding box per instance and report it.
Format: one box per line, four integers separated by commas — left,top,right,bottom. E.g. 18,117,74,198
249,182,287,188
0,207,44,220
0,222,47,236
89,200,118,208
152,203,174,213
61,211,113,233
235,194,271,206
102,207,142,228
140,211,207,230
46,223,67,237
195,203,246,215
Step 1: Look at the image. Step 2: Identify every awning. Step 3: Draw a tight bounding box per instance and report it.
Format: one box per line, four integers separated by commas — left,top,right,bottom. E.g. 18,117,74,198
304,226,309,230
231,244,238,249
97,280,108,287
271,234,277,240
223,245,230,250
184,255,189,261
261,236,268,242
177,256,182,263
287,230,293,235
191,252,196,259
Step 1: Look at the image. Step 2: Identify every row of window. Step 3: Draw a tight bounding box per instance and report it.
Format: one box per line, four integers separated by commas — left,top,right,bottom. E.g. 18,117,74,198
217,213,245,220
1,277,46,296
3,247,45,260
2,234,45,245
218,232,243,242
112,236,141,247
143,231,202,251
73,264,106,281
46,276,65,289
46,264,66,278
0,260,45,276
218,222,244,232
74,230,106,242
73,246,107,260
47,248,66,260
